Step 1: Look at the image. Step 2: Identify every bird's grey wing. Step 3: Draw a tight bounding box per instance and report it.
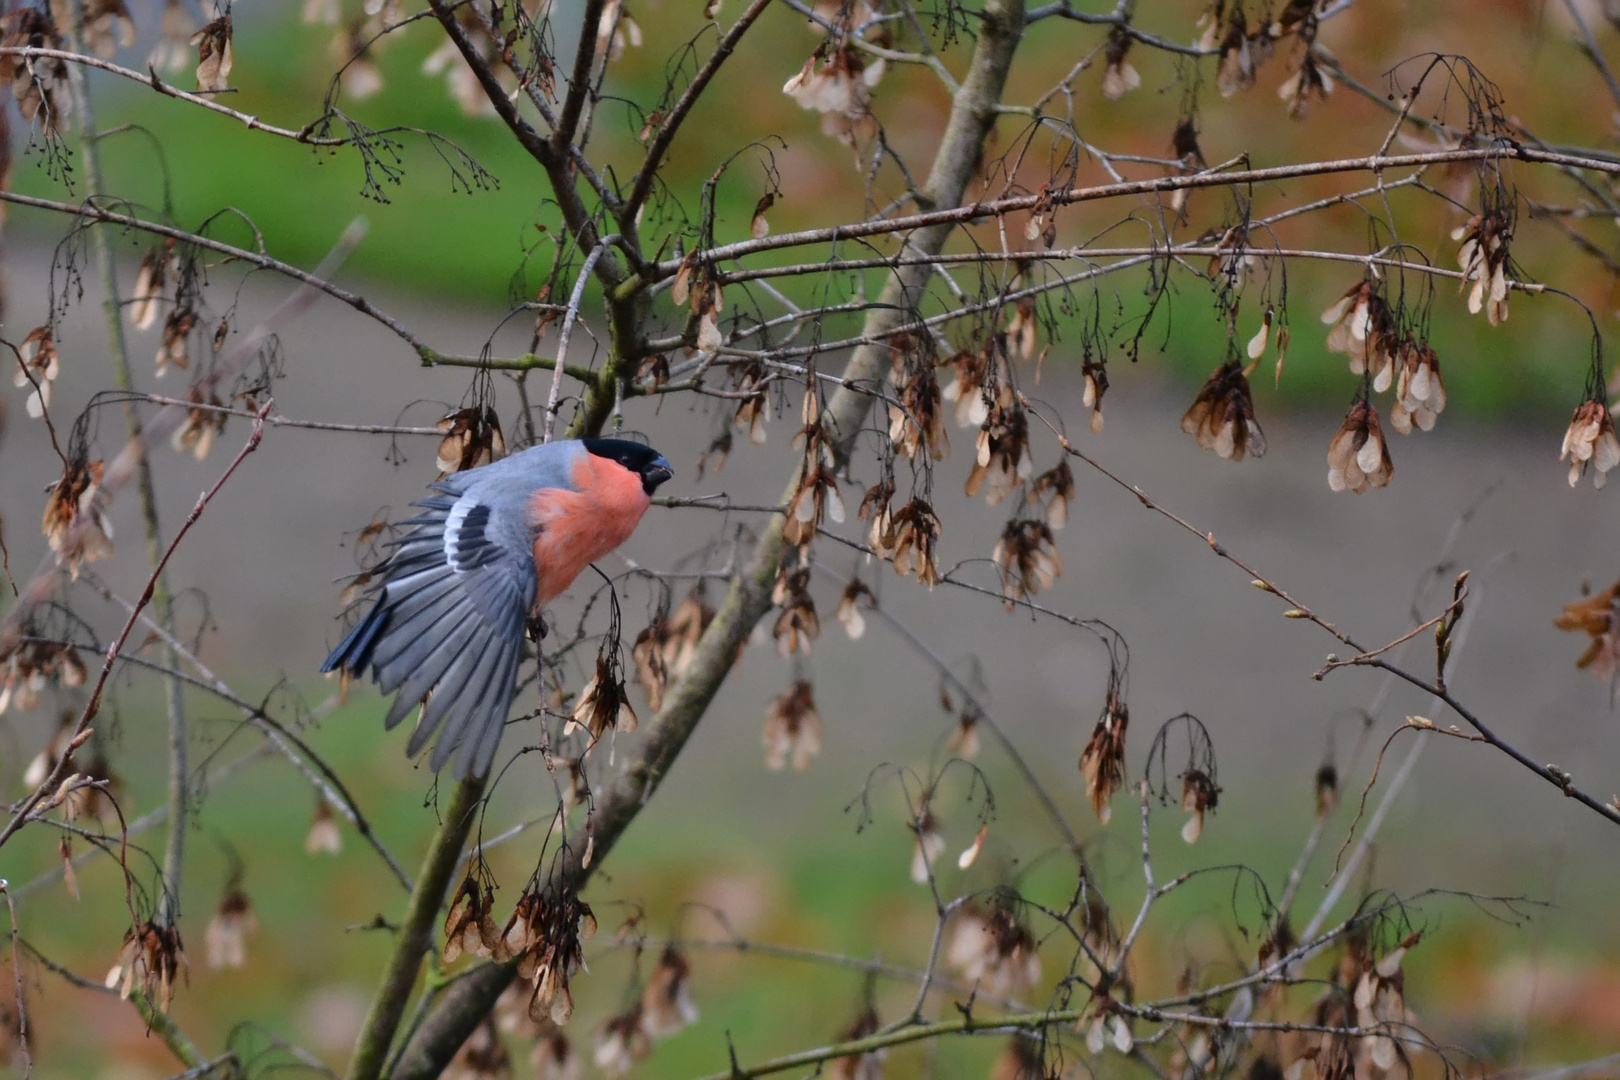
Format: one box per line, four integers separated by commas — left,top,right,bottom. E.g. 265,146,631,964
323,479,537,778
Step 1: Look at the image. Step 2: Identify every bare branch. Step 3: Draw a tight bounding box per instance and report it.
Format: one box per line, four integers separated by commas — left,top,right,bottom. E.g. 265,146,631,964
652,145,1620,279
0,405,270,855
621,0,773,225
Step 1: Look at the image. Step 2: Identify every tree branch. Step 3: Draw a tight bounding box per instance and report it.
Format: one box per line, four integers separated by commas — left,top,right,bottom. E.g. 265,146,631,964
388,0,1029,1072
343,775,485,1080
651,145,1620,278
1022,410,1620,830
0,45,349,145
0,404,270,855
554,0,606,155
0,191,425,352
621,0,773,225
64,0,193,928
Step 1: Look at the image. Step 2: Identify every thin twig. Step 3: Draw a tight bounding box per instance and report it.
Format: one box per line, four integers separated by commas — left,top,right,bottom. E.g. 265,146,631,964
544,237,617,442
811,562,1084,856
651,145,1620,280
0,192,421,351
0,883,32,1079
622,0,773,223
0,404,272,854
80,583,413,891
133,395,442,436
0,45,349,144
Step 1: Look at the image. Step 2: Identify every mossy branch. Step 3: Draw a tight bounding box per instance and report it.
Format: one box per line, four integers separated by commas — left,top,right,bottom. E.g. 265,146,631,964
344,776,486,1080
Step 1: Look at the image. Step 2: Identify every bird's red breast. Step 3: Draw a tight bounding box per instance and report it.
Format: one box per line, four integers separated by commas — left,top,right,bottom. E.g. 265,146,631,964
528,450,652,607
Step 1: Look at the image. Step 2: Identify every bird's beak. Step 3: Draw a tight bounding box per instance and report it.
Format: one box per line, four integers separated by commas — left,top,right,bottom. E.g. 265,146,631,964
644,456,674,492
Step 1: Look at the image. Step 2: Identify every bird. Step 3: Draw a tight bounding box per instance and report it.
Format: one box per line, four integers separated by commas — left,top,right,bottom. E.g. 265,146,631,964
322,437,673,778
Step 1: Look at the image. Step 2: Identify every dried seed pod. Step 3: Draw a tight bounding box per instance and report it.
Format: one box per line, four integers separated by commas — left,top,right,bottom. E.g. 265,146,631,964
1181,361,1266,461
205,878,258,970
1326,399,1393,493
946,900,1041,998
191,15,233,93
1560,399,1620,489
1455,212,1512,326
763,679,821,771
1079,690,1128,824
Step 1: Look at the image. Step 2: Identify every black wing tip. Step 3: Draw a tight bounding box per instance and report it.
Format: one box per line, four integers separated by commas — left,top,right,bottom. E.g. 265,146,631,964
322,598,389,676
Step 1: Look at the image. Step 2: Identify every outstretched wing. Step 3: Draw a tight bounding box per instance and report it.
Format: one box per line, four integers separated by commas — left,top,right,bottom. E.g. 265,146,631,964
323,478,537,777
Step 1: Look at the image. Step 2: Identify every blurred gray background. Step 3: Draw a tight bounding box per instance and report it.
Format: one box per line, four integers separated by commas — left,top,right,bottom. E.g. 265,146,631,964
3,228,1617,945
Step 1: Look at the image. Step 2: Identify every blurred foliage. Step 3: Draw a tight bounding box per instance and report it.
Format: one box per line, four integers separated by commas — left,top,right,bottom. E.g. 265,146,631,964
9,690,1620,1076
6,0,1616,417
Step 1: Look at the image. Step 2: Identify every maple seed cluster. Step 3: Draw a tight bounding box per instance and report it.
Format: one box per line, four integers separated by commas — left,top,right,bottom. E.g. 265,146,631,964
1181,361,1265,462
1455,211,1513,326
782,42,883,154
771,566,820,658
1326,399,1394,494
568,648,639,745
105,922,188,1012
967,402,1034,506
443,884,596,1028
1322,281,1397,390
946,902,1042,998
18,716,121,827
764,678,822,772
889,338,950,462
727,362,769,447
941,347,1011,429
437,405,507,476
1391,342,1445,435
1179,769,1219,844
594,946,699,1076
305,798,343,855
13,327,59,418
419,2,510,116
0,640,86,715
1352,934,1420,1072
631,586,715,711
173,386,230,461
785,396,847,547
909,807,944,883
1559,399,1620,490
1319,279,1451,492
1555,579,1620,683
992,518,1062,607
42,458,116,578
1079,687,1128,824
1101,28,1140,100
2,8,71,133
863,484,943,589
490,986,577,1080
205,877,259,970
835,578,872,640
671,254,726,353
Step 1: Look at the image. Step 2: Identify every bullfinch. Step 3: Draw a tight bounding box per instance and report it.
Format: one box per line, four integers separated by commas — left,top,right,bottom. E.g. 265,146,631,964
323,437,673,778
